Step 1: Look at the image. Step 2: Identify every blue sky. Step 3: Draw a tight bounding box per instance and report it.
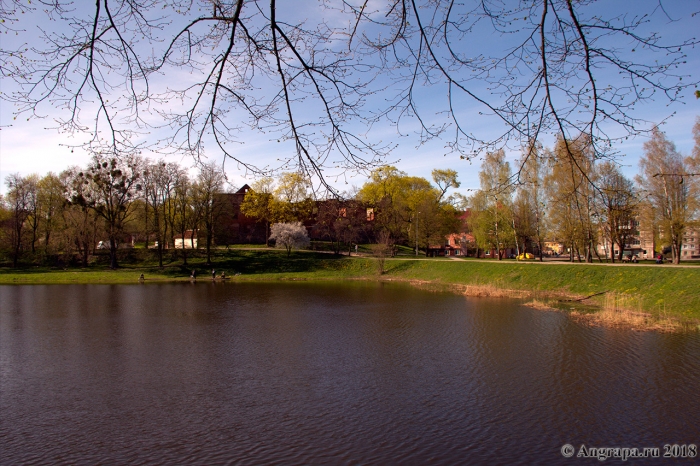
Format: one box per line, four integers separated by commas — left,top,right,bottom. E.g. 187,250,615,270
1,0,698,196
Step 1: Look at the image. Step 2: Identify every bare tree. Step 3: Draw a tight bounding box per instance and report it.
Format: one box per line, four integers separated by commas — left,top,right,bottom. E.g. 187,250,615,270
193,162,225,265
63,167,104,267
370,229,393,274
172,168,194,265
72,154,143,268
636,127,699,264
143,160,181,267
3,1,697,186
596,162,638,262
23,175,40,254
4,174,32,267
515,141,548,260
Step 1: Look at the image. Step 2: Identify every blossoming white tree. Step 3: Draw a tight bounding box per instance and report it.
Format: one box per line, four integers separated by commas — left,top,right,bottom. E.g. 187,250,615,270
269,222,310,257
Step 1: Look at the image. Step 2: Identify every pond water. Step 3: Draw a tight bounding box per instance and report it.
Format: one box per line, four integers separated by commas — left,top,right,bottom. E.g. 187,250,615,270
1,282,699,464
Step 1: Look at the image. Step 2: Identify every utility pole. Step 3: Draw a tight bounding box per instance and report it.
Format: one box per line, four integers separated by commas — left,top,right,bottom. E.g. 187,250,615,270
415,211,420,256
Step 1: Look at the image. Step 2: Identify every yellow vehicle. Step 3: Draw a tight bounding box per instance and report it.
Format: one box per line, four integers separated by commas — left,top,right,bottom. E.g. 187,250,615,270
517,253,534,260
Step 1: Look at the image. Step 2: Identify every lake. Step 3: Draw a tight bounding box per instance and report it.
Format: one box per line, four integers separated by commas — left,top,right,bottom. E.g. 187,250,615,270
1,282,699,464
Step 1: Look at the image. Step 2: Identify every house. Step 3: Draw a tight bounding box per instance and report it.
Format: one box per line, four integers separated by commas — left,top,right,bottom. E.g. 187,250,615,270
213,185,268,245
427,233,476,257
682,229,700,259
174,230,198,249
543,241,565,256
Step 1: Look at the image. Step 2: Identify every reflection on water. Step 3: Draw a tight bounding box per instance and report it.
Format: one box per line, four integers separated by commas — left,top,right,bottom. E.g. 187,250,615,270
1,282,699,464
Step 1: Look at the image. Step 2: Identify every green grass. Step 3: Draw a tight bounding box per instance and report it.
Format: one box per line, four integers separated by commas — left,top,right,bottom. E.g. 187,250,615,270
379,259,700,321
2,249,699,324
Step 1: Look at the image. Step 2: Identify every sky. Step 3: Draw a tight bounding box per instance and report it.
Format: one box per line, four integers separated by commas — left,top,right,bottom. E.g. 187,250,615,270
1,0,699,196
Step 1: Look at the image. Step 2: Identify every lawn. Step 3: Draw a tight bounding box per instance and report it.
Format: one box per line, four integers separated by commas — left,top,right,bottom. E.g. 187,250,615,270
2,249,698,324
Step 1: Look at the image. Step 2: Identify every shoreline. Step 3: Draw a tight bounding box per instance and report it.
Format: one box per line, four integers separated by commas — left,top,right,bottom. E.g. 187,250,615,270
2,253,699,333
2,273,696,334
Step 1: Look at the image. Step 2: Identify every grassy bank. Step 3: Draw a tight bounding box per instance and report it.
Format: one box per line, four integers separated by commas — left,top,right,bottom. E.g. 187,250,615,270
1,249,698,330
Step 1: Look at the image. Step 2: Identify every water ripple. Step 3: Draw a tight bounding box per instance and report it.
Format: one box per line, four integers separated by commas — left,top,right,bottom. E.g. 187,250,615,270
1,283,699,464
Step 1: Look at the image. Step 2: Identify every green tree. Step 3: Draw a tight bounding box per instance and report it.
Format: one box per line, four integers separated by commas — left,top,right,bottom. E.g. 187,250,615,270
545,137,598,262
432,169,460,202
272,173,314,223
240,177,276,246
37,173,68,255
359,165,461,254
470,150,515,260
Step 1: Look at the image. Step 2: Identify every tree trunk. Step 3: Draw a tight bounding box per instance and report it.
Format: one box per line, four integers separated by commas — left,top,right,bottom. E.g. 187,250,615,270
205,232,212,265
82,241,89,267
109,237,118,269
12,243,20,268
44,229,51,255
672,241,681,264
181,232,188,266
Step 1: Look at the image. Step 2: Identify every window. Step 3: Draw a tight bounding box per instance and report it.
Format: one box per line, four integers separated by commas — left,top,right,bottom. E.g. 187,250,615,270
366,208,374,221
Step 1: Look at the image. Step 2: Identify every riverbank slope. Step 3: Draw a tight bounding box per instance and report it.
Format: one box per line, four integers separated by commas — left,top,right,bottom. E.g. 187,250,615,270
1,250,698,329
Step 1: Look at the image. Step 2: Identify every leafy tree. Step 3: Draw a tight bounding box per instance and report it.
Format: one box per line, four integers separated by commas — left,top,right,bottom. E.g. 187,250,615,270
240,177,276,246
469,150,515,260
272,173,314,223
269,222,310,257
359,165,461,254
37,173,68,255
545,137,598,262
432,169,460,202
636,128,699,264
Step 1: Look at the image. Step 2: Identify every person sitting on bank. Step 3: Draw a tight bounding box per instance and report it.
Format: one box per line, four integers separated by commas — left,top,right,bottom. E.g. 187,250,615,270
220,272,226,279
139,273,145,281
